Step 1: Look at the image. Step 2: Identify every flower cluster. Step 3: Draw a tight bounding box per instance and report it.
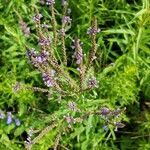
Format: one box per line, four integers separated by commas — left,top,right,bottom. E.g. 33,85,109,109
99,107,126,118
0,110,21,126
68,101,80,112
100,107,111,116
87,77,99,88
39,37,51,46
40,0,55,5
62,16,72,24
42,70,56,87
46,0,55,5
98,107,125,131
64,114,82,128
27,49,49,67
87,27,101,35
33,14,43,22
59,28,65,36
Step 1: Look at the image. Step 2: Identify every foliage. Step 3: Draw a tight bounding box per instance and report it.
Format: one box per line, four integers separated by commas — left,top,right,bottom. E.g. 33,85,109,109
0,0,150,150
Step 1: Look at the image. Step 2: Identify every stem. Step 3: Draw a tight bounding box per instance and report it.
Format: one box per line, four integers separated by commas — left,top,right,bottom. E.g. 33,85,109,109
50,5,57,48
61,32,67,65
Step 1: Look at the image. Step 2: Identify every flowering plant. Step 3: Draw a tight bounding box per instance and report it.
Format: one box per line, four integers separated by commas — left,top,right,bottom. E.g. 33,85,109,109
12,0,126,149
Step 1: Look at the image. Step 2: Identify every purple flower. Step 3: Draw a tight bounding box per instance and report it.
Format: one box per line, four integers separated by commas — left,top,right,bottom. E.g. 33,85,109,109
68,101,78,111
111,107,126,117
87,27,101,35
0,110,5,119
59,29,65,36
42,70,56,87
46,0,55,5
39,37,51,46
26,48,37,58
27,49,49,67
62,16,72,24
73,51,83,65
64,114,76,128
14,118,21,126
6,112,13,125
87,77,99,88
111,109,122,117
33,14,43,22
100,107,111,116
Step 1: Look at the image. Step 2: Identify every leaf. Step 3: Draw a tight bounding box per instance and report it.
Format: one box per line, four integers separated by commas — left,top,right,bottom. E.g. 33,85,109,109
103,29,135,35
14,126,25,137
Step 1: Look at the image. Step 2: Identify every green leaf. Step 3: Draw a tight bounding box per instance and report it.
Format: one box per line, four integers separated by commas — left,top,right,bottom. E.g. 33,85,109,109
14,126,25,137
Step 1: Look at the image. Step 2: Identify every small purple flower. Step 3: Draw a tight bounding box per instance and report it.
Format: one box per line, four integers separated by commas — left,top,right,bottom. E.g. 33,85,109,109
39,37,51,46
42,70,56,87
46,0,55,5
27,49,49,67
87,27,101,35
112,107,126,117
14,118,21,126
100,107,111,116
26,48,37,58
0,110,5,119
33,14,43,22
35,56,43,63
73,51,83,65
6,112,13,125
87,77,99,88
59,29,65,36
64,114,76,128
111,109,122,117
68,101,78,111
62,16,72,24
26,49,39,66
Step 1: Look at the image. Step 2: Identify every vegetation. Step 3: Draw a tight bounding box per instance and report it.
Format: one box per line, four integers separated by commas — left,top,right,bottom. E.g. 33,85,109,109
0,0,150,149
